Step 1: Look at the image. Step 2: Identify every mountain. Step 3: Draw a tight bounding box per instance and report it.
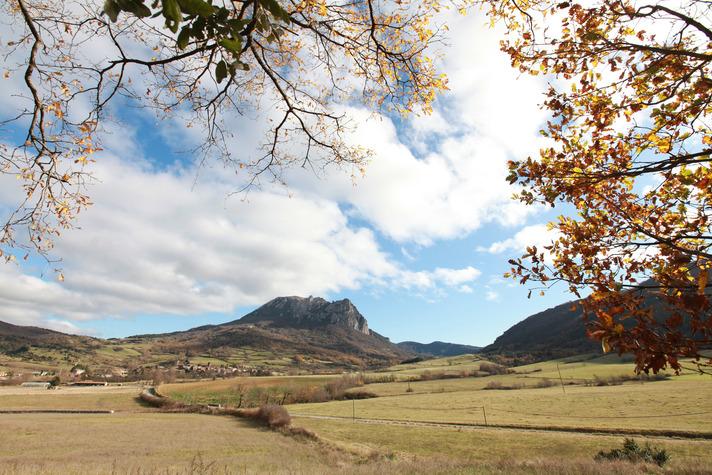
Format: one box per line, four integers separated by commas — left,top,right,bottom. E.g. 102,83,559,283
0,320,99,356
236,296,370,334
482,300,597,361
482,284,686,363
397,341,481,357
0,296,412,372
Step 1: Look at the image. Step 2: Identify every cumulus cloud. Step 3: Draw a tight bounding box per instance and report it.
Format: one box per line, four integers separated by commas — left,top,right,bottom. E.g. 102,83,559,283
283,9,547,245
396,266,481,291
0,7,548,331
0,149,482,329
483,224,561,261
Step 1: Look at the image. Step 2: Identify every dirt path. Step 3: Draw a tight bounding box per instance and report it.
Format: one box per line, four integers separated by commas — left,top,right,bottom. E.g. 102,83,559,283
291,413,712,440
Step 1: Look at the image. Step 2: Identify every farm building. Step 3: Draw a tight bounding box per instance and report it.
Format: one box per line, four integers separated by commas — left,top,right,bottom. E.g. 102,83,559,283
20,382,51,389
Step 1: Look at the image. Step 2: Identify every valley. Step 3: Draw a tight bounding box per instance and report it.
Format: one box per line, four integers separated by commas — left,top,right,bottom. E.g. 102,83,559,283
1,353,711,474
2,296,711,474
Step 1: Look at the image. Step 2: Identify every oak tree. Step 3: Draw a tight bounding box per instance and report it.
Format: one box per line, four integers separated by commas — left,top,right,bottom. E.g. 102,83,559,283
482,0,712,373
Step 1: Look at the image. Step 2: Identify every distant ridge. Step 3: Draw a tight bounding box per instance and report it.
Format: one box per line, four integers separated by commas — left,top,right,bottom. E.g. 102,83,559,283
482,281,690,362
482,299,596,360
0,320,98,355
0,296,412,370
397,341,481,357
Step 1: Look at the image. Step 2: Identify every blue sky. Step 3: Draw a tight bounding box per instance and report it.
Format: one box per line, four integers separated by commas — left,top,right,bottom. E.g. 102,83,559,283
0,6,572,346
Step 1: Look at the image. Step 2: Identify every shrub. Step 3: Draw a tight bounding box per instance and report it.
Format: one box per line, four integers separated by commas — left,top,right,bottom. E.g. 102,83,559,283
535,378,556,388
325,374,364,399
363,374,396,384
479,362,508,375
483,381,524,390
595,438,670,467
418,370,457,381
138,388,178,408
283,426,319,440
400,357,424,364
589,373,671,387
342,390,377,400
255,404,292,429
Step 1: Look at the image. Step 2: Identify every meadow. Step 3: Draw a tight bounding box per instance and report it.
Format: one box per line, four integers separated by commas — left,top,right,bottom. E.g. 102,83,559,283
2,354,711,474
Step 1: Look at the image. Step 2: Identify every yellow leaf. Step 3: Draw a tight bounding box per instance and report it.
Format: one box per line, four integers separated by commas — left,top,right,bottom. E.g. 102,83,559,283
601,337,611,353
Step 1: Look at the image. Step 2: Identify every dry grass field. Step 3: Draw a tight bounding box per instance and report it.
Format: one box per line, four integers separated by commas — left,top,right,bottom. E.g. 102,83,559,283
287,379,712,432
160,374,339,406
2,355,711,474
0,412,349,474
292,416,712,473
1,410,710,474
0,386,147,412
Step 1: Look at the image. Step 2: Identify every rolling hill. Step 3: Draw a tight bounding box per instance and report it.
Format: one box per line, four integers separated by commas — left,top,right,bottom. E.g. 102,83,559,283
0,320,100,356
482,283,691,363
396,341,481,357
482,299,597,362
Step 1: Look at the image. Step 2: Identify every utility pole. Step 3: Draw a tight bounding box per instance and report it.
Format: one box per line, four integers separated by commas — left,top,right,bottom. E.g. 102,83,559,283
482,406,488,426
557,363,566,394
352,398,355,422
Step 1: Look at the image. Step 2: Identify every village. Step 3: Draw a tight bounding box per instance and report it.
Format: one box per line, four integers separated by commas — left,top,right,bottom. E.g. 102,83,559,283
0,359,278,389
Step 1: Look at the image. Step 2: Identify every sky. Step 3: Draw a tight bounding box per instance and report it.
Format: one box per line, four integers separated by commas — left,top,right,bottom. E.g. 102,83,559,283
0,4,573,346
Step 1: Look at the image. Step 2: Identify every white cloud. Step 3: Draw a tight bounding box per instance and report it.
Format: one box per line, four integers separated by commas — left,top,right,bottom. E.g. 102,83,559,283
0,8,550,330
282,9,547,245
45,319,96,336
483,224,561,260
485,290,500,302
393,265,481,292
0,147,485,328
433,266,481,286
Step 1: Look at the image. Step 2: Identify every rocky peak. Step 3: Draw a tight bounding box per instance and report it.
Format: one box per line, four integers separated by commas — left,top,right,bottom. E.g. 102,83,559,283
236,296,370,335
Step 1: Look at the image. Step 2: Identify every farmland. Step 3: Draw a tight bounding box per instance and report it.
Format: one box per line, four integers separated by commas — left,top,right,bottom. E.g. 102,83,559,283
1,354,711,474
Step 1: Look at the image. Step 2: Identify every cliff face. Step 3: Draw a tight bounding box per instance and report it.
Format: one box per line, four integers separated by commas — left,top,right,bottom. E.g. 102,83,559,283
236,296,370,334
